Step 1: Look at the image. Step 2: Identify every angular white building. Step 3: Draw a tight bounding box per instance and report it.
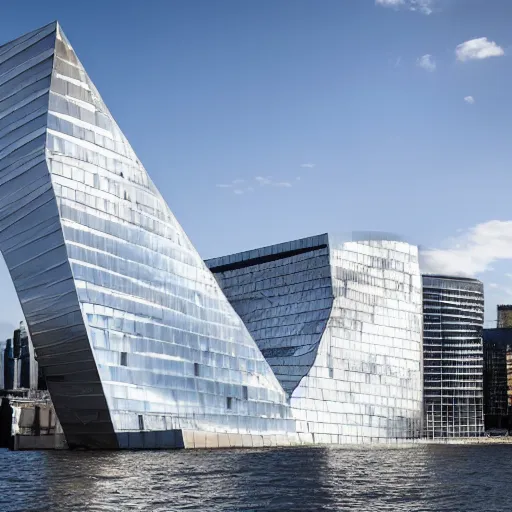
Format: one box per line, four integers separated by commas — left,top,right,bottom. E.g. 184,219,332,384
207,234,424,443
0,22,296,449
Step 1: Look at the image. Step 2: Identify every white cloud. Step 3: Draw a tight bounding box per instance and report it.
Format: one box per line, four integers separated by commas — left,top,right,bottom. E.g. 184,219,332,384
376,0,404,5
464,96,475,104
255,176,272,186
489,283,499,289
255,176,293,188
421,220,512,276
456,37,505,61
417,54,436,72
300,163,316,169
219,176,294,193
376,0,434,15
216,178,245,189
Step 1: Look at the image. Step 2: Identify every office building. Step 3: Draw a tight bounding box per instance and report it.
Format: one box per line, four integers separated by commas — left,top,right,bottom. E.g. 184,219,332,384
497,305,512,329
18,322,38,390
1,322,39,391
206,234,424,443
422,275,484,438
482,321,512,430
0,22,296,449
3,340,14,391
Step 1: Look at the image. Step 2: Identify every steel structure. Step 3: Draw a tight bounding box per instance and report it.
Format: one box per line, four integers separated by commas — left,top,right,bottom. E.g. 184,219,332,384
207,234,424,443
0,22,296,449
422,275,484,438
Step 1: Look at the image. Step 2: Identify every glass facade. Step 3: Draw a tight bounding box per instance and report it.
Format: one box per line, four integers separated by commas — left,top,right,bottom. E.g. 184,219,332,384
482,328,512,430
422,275,484,438
207,234,424,443
0,22,295,449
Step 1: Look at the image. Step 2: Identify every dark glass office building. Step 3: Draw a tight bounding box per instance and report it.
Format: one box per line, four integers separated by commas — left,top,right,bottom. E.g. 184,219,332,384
482,327,512,429
422,275,484,438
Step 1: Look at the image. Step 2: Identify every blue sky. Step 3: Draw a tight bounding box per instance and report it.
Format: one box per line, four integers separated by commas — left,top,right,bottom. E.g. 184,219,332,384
0,0,511,335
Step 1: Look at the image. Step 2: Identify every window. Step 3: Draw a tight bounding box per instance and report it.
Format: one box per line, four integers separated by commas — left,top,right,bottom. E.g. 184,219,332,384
242,386,248,400
138,414,144,431
194,363,200,377
120,352,127,366
226,397,232,410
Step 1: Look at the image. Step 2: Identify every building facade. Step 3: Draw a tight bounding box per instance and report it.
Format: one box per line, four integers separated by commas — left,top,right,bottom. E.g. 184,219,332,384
206,234,424,443
482,327,512,430
0,22,296,449
422,275,484,438
497,305,512,329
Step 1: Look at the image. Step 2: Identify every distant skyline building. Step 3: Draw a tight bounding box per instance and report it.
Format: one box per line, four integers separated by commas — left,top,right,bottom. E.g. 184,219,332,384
497,305,512,329
482,304,512,431
206,233,424,443
3,340,13,391
17,322,38,390
482,328,512,430
422,275,485,438
0,322,39,391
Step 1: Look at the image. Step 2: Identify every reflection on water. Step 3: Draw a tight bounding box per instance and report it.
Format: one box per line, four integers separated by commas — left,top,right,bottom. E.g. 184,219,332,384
0,445,510,511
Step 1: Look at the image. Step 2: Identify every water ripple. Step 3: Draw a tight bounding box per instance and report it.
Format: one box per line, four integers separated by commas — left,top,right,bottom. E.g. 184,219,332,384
0,445,511,511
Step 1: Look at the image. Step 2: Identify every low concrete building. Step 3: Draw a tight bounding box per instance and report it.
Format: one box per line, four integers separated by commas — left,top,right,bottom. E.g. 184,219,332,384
0,391,66,450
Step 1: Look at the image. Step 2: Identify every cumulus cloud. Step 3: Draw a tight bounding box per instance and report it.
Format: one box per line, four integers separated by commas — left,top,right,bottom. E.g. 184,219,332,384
417,54,436,72
464,96,475,104
456,37,505,61
421,220,512,276
376,0,434,15
300,163,316,169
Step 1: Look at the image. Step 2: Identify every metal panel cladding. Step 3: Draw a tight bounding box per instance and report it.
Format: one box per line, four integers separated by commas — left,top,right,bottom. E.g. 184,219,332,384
422,275,484,438
0,22,295,449
207,234,424,443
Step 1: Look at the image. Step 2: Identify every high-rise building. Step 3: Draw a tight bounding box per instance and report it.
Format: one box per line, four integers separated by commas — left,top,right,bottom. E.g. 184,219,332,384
206,234,424,443
422,275,484,438
497,305,512,328
0,340,5,390
0,22,296,449
18,322,38,390
482,328,512,430
3,340,14,391
1,322,39,391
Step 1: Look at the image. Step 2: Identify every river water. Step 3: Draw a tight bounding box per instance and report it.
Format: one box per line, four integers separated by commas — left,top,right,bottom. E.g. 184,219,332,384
0,444,510,511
